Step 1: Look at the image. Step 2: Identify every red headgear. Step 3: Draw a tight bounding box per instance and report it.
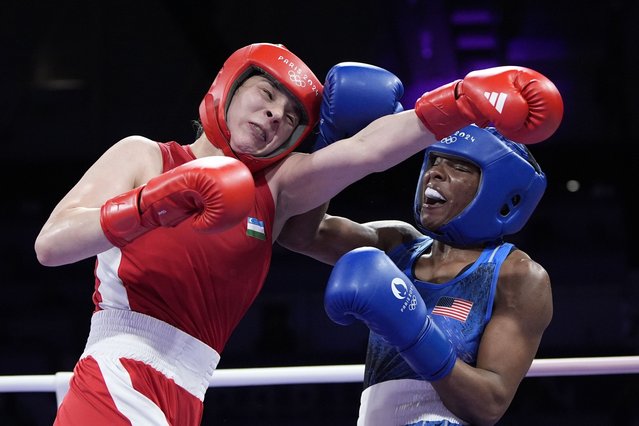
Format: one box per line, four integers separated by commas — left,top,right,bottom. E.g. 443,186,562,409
198,43,323,173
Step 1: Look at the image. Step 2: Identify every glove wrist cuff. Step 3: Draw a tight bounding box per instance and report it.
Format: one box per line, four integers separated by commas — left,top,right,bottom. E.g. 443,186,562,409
415,80,470,140
100,187,148,247
400,317,456,381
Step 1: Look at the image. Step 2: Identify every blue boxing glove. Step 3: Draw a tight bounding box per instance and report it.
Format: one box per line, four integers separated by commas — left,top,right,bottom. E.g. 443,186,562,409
324,247,456,381
313,62,404,151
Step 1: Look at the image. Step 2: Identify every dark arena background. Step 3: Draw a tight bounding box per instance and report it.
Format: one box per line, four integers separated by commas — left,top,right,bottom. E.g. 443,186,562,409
1,0,638,424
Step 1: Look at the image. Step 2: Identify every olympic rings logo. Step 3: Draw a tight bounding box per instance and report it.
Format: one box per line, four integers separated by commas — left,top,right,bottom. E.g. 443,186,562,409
408,295,418,311
440,135,457,144
288,70,306,87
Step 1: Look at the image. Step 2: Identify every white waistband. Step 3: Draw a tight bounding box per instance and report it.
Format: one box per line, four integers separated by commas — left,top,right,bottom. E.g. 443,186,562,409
357,379,467,426
81,309,220,401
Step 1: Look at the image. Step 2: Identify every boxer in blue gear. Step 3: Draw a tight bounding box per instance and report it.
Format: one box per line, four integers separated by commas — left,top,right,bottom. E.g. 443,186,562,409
279,124,554,425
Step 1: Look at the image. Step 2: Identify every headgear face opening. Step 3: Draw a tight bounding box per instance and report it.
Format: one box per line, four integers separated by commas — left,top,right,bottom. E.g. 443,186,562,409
198,43,323,173
413,125,547,247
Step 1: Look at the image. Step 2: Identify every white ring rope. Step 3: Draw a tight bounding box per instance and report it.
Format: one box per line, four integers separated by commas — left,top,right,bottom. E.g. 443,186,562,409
0,356,638,395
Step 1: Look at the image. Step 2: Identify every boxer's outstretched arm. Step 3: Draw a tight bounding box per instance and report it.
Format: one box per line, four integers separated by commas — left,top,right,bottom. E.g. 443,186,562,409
272,66,563,221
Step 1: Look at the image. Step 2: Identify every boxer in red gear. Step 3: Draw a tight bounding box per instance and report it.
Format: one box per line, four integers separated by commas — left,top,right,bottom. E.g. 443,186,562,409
35,41,562,425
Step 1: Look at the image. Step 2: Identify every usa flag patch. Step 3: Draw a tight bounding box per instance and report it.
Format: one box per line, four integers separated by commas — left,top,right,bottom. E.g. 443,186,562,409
432,296,473,322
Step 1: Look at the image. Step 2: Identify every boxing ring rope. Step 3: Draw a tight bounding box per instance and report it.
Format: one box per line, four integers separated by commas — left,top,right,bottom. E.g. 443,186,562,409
0,356,638,407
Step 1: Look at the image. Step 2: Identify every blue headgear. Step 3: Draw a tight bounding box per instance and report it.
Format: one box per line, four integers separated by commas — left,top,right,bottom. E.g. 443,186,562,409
413,125,546,246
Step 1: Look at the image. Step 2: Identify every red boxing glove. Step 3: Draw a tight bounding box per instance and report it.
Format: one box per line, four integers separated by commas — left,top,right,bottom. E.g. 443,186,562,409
415,66,563,144
100,156,255,247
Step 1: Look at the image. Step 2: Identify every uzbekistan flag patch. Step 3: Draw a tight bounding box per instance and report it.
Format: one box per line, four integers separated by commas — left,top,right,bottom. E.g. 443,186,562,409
246,217,266,240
